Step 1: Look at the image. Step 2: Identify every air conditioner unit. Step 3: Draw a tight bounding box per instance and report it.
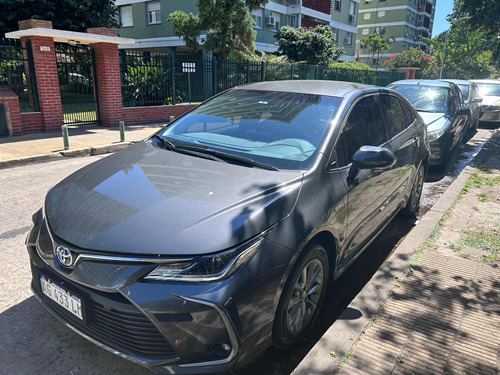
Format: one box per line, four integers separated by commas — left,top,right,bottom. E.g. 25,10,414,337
266,16,276,26
349,14,355,23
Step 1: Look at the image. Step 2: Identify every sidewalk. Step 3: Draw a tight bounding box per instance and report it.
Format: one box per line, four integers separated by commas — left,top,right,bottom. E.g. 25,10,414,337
0,123,165,168
338,134,500,374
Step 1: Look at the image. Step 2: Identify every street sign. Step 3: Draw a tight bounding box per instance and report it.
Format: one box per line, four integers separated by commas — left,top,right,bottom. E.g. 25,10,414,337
182,62,196,73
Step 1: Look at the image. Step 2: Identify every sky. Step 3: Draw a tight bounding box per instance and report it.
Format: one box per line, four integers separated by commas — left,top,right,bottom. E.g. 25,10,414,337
432,0,454,36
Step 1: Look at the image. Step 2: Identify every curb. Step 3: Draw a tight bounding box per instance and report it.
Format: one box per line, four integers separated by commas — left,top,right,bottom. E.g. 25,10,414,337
292,129,499,375
0,142,133,170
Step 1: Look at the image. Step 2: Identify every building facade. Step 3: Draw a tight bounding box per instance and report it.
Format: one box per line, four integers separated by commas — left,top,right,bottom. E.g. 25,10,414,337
356,0,435,65
115,0,359,61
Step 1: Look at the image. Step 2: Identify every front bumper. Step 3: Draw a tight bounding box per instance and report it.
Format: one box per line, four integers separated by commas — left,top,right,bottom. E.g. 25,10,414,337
27,219,292,374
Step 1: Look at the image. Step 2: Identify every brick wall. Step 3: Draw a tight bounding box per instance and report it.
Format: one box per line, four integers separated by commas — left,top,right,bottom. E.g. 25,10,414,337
20,112,44,133
0,88,23,135
123,104,196,125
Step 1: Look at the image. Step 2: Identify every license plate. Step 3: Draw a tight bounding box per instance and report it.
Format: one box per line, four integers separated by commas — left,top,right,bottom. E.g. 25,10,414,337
40,274,83,320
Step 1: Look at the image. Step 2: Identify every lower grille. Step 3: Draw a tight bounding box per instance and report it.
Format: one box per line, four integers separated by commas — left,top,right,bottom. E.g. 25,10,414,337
31,263,176,360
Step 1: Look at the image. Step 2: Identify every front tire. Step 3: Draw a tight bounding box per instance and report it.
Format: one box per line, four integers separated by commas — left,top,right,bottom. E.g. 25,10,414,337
272,243,329,349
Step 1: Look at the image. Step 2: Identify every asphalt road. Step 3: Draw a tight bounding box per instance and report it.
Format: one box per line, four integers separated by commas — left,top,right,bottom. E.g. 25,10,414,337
0,127,492,375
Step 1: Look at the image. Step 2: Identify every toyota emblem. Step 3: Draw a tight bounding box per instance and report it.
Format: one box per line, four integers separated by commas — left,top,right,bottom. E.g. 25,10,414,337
56,246,73,267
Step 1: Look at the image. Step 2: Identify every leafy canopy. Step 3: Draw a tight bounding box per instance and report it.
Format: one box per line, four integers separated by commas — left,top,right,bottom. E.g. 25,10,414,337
361,34,390,65
168,0,268,59
425,23,496,79
275,25,344,65
0,0,118,36
452,0,500,39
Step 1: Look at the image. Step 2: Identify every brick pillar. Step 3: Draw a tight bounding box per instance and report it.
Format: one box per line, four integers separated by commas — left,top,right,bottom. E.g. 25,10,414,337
88,27,124,127
18,19,64,132
397,67,418,80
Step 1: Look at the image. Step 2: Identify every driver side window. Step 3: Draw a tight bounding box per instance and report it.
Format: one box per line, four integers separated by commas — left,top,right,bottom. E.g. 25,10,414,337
342,96,386,163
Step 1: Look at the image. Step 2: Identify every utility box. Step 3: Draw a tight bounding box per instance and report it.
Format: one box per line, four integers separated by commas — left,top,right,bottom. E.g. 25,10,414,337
0,103,9,137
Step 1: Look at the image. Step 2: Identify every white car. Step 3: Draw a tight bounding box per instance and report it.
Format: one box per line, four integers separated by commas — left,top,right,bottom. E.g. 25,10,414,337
472,79,500,123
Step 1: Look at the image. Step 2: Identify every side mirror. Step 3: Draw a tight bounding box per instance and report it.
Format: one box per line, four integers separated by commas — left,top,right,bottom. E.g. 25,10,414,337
352,146,397,169
456,107,470,116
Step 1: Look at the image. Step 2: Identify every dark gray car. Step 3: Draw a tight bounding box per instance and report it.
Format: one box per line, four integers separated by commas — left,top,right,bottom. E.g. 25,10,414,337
26,81,429,374
388,80,469,168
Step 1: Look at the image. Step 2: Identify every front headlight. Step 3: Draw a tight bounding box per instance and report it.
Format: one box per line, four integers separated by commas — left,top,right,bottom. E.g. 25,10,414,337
144,231,269,282
428,129,444,142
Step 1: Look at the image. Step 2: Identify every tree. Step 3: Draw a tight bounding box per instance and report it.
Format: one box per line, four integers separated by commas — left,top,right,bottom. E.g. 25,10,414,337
168,0,268,59
275,25,344,65
361,34,390,67
452,0,500,39
0,0,118,36
425,23,496,79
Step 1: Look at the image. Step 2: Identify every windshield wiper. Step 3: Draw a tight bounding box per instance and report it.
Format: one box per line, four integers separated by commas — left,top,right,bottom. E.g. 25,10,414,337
153,134,176,150
177,144,279,171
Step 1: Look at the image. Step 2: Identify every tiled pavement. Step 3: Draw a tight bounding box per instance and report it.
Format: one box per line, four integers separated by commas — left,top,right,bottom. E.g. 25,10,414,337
340,248,500,375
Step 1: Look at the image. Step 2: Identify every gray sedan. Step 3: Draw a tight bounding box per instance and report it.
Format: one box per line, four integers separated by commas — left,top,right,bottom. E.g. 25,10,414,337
27,81,429,374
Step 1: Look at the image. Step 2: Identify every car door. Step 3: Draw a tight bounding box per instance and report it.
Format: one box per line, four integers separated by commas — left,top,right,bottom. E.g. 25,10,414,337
334,95,394,267
449,86,467,147
470,83,482,124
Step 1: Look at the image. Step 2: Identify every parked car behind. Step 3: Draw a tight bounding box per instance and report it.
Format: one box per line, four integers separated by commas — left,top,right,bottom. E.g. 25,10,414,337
472,79,500,123
388,79,469,168
444,79,482,131
27,81,429,374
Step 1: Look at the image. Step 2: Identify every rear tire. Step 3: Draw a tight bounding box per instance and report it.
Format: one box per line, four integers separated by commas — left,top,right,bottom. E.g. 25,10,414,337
272,243,329,349
400,163,425,218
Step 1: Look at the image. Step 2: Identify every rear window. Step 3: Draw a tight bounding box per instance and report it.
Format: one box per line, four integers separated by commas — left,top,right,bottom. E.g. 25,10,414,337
161,89,342,170
476,83,500,97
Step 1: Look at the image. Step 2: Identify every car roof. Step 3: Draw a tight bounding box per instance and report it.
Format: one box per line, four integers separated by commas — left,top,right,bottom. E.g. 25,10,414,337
234,80,377,97
390,79,455,88
471,79,500,84
443,79,472,86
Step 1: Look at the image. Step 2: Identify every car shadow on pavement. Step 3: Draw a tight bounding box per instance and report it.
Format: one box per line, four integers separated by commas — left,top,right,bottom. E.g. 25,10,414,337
0,296,152,375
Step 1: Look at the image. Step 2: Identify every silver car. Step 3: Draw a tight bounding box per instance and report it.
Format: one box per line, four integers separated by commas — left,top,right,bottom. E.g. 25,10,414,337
445,79,482,130
472,79,500,123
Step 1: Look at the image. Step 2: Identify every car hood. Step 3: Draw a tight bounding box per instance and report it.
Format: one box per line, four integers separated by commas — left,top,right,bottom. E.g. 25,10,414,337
45,141,303,256
418,112,449,132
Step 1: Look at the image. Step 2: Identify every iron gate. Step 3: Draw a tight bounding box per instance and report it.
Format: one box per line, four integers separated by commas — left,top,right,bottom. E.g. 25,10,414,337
56,45,99,125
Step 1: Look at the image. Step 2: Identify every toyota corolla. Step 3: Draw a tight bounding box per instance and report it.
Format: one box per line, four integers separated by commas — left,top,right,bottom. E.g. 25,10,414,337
26,81,429,374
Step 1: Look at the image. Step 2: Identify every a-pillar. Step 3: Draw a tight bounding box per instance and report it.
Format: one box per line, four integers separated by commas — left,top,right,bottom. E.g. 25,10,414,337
19,19,64,132
88,27,124,127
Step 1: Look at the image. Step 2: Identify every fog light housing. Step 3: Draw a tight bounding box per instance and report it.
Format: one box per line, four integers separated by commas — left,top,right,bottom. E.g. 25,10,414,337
208,341,231,357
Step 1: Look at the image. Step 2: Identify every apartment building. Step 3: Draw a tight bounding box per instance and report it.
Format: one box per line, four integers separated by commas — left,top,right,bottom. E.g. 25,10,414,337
356,0,435,64
115,0,359,60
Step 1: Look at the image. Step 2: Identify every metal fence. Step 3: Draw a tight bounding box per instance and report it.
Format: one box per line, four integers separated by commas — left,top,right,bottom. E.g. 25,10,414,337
119,51,406,107
0,38,39,112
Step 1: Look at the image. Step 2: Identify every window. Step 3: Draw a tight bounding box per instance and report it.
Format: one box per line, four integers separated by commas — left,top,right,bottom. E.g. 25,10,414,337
287,15,298,28
252,9,263,28
343,96,386,162
271,12,280,32
345,32,353,46
363,12,371,20
349,1,356,16
146,2,161,24
377,10,385,18
362,28,369,35
332,28,339,44
119,5,133,27
380,95,407,138
334,0,341,12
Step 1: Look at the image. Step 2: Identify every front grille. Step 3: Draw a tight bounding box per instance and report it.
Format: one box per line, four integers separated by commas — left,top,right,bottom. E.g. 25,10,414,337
31,263,176,360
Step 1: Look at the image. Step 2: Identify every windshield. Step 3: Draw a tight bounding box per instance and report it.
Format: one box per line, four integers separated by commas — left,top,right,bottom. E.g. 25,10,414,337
389,84,450,113
159,89,342,170
476,83,500,97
